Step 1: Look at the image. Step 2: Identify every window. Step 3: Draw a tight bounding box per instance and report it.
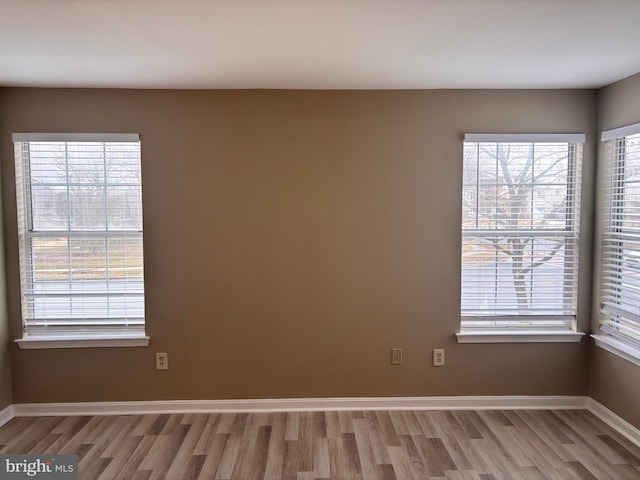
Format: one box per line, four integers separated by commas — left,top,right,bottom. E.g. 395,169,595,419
459,134,585,340
12,133,147,347
596,123,640,364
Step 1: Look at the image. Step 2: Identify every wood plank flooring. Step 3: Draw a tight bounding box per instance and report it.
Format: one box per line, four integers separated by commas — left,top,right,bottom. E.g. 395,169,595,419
0,409,638,479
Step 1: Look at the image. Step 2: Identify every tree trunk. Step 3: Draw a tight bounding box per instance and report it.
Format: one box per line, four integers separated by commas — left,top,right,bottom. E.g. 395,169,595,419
511,241,529,313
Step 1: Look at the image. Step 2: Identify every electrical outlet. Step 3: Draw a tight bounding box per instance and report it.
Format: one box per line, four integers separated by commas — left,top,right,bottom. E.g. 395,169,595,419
156,352,169,370
391,348,403,365
433,348,445,367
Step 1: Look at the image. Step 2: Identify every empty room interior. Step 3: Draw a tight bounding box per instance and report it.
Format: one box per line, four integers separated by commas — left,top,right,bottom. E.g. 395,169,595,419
1,1,640,479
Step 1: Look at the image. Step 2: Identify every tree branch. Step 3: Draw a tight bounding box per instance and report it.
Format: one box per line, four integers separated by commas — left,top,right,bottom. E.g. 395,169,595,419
519,241,564,275
491,239,514,257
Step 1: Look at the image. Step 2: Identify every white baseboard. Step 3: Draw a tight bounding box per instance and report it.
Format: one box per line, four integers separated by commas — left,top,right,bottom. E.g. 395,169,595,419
2,397,638,451
0,405,14,428
1,396,637,462
587,398,640,448
11,395,589,417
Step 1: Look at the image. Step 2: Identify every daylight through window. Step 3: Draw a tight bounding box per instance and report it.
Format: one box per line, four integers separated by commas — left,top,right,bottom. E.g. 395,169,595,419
461,134,584,331
13,134,145,338
599,128,640,348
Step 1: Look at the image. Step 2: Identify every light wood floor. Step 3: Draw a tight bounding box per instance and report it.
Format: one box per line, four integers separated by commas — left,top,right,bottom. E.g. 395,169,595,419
0,409,638,479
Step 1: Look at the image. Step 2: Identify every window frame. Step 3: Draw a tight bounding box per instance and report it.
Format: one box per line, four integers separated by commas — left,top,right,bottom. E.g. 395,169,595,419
12,133,149,349
593,124,640,365
457,133,586,343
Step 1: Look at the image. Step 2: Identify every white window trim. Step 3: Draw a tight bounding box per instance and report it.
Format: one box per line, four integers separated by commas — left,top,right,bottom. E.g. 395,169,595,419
456,330,585,344
13,133,148,348
464,133,586,143
595,126,640,363
592,334,640,367
460,136,584,338
12,133,140,143
601,122,640,142
16,333,150,349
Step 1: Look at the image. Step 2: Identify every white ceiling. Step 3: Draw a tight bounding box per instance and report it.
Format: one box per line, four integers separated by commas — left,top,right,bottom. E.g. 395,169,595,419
1,0,640,90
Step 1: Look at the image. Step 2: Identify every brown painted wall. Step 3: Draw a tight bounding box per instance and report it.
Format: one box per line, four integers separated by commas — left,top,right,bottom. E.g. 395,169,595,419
0,211,11,410
590,73,640,429
0,89,12,409
0,88,595,403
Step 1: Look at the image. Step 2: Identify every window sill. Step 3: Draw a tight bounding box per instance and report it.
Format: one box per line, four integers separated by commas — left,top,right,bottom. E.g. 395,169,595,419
456,330,585,344
592,334,640,368
15,334,150,349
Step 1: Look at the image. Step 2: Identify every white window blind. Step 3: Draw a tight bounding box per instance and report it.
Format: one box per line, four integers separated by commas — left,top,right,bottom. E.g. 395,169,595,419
461,135,583,330
599,127,640,348
13,134,145,337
